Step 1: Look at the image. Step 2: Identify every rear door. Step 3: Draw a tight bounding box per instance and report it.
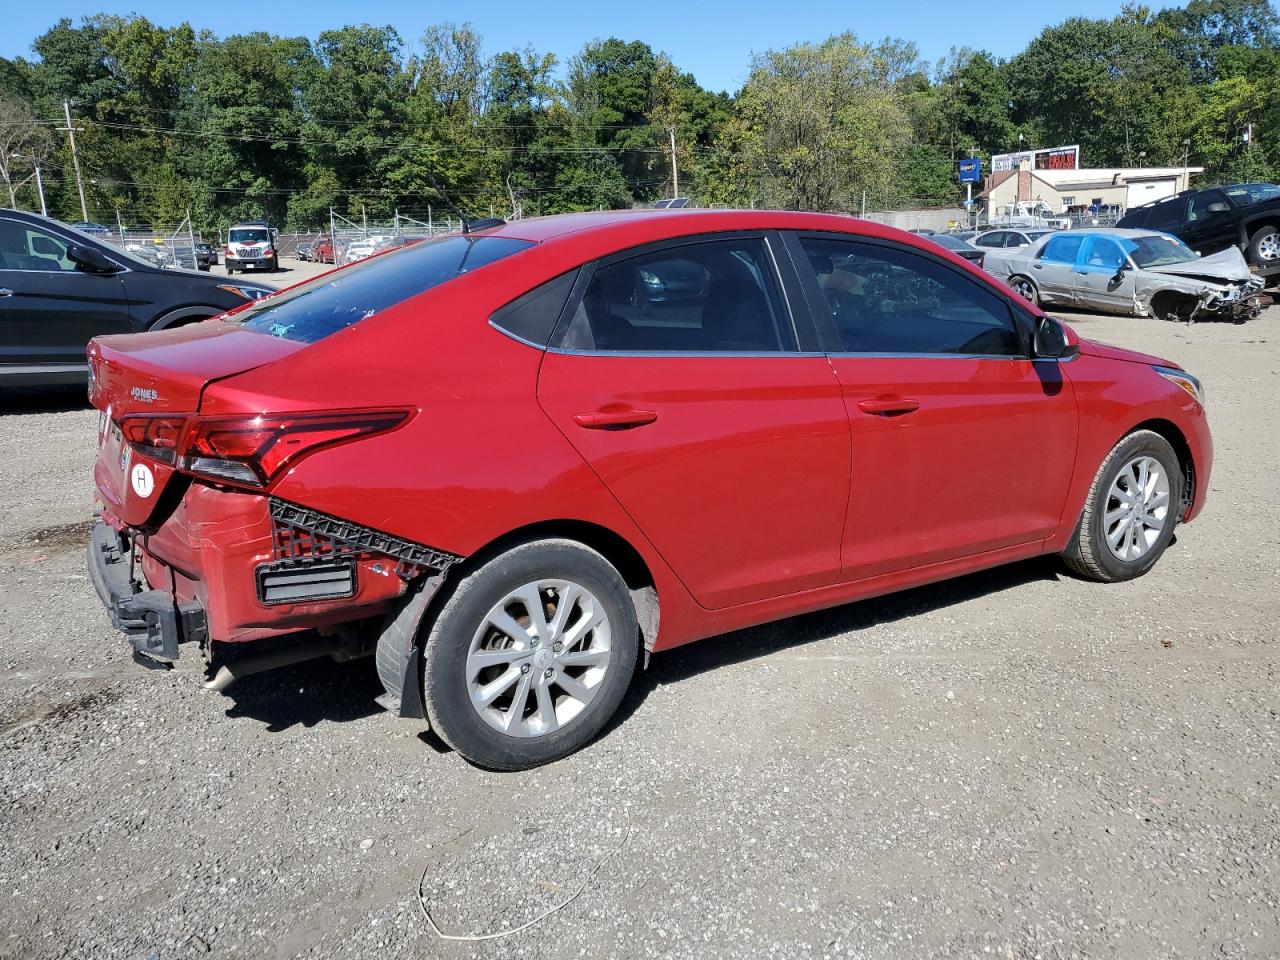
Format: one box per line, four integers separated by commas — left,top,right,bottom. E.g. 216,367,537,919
0,214,131,371
1031,233,1088,304
536,233,851,609
785,233,1078,581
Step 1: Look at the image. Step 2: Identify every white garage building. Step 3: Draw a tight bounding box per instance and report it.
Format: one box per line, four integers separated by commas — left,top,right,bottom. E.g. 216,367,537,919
978,163,1204,219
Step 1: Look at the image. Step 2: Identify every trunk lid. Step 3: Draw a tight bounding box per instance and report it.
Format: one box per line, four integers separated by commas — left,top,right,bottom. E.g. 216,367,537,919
89,321,305,526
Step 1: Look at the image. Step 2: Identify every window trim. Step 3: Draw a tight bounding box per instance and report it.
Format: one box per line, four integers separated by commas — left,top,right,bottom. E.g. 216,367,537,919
782,231,1036,360
545,231,814,357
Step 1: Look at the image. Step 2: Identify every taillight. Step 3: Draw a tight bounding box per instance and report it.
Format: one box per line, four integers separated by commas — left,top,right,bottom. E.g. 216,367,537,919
976,253,985,269
179,409,411,487
120,414,188,465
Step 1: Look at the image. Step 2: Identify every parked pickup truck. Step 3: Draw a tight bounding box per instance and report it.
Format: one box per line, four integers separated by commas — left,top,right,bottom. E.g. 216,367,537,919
1118,182,1280,284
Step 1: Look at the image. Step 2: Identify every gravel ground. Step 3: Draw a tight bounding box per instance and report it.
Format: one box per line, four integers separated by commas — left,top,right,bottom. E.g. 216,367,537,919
1,304,1277,960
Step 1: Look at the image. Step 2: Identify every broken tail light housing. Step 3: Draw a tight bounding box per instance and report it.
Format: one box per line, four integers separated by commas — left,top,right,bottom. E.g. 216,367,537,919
120,415,188,465
180,409,412,487
120,409,412,487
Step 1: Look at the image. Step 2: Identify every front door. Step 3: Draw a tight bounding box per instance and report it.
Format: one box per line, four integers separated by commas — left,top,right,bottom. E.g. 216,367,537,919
1180,188,1238,257
0,215,131,371
537,234,850,610
787,234,1079,581
1072,234,1138,312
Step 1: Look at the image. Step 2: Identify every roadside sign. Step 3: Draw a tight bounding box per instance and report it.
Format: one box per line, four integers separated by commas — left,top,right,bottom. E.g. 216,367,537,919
958,158,982,183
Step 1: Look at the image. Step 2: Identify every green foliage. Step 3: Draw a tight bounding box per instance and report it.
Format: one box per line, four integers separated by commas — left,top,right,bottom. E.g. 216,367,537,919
3,2,1278,228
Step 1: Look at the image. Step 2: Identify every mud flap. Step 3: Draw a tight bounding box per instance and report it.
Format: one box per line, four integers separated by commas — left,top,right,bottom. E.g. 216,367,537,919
373,572,446,719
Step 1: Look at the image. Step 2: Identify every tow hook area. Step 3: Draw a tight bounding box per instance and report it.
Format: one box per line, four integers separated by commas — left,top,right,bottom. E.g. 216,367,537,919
88,520,207,667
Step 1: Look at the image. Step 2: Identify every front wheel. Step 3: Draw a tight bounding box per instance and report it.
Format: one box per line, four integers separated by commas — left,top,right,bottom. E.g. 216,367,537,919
421,539,639,770
1247,225,1279,268
1062,429,1182,582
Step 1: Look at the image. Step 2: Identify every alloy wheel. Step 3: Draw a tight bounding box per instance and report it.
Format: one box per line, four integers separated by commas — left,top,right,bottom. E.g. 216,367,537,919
1011,278,1036,302
465,580,613,738
1259,231,1279,262
1104,455,1171,561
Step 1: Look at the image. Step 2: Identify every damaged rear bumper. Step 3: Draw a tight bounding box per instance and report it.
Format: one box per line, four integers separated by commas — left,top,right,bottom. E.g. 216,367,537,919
87,519,207,664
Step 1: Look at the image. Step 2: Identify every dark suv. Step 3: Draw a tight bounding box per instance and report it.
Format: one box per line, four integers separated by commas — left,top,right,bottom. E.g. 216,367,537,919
0,210,273,386
1117,182,1280,282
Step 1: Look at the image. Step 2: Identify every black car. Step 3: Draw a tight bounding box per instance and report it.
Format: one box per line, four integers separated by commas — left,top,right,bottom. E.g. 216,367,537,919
1117,182,1280,281
0,210,273,386
195,242,218,270
925,233,986,263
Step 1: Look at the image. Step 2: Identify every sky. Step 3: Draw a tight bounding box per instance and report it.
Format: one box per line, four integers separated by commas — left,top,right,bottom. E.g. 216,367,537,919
3,0,1136,93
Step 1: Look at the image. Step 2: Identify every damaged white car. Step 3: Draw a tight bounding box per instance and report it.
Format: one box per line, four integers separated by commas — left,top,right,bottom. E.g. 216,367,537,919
985,228,1266,323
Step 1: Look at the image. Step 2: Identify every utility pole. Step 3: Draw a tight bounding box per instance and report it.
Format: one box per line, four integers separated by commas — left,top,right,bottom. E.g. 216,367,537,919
668,126,679,199
33,161,46,216
63,100,89,222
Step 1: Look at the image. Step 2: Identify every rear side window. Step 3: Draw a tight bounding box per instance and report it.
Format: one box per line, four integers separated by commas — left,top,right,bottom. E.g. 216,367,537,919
490,270,578,346
1039,235,1086,264
798,237,1023,357
1144,200,1184,231
554,238,792,353
234,235,532,343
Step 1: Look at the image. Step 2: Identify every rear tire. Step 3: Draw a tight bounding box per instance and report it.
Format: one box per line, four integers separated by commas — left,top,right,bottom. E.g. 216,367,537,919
421,539,639,770
1062,429,1182,583
1009,275,1039,305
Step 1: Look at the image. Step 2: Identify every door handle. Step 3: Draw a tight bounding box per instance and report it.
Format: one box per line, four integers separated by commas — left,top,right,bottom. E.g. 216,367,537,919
0,288,13,297
572,409,658,430
1032,263,1043,269
857,397,920,416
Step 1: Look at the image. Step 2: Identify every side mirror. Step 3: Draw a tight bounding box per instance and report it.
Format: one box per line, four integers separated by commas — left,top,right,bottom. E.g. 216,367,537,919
1034,315,1079,359
67,243,119,274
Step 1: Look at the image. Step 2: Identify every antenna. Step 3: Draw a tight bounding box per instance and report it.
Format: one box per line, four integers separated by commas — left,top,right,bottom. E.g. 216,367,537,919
417,160,504,234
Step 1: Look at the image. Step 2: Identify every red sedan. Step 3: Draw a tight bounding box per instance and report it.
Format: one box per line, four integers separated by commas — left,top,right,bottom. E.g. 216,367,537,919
87,210,1211,769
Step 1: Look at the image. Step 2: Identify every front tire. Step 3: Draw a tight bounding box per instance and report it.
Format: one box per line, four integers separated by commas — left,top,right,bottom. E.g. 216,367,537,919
1062,429,1182,582
1247,225,1279,268
421,539,639,770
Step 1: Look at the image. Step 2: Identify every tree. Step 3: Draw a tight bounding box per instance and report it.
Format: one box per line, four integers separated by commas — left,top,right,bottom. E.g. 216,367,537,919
0,96,54,208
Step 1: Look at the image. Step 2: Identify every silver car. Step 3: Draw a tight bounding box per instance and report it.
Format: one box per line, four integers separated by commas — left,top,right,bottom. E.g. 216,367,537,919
972,228,1059,250
984,227,1266,323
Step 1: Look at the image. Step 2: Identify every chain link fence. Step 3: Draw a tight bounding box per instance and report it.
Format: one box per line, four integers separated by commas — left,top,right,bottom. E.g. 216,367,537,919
96,213,201,271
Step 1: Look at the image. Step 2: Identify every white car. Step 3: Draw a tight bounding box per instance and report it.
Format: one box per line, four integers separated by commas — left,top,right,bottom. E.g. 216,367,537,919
345,235,394,263
983,228,1265,322
972,228,1059,250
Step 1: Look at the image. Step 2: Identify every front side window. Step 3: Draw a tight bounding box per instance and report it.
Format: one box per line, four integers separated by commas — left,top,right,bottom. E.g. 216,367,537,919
234,235,532,343
1187,189,1230,222
556,238,790,353
798,237,1024,357
1039,235,1086,264
0,218,75,271
1083,237,1126,270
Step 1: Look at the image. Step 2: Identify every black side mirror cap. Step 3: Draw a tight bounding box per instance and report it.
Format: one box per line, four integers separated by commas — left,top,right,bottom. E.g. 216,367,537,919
67,243,120,274
1034,315,1079,359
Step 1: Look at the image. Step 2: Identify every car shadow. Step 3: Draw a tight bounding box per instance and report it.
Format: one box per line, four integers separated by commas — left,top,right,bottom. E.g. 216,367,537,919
216,556,1065,746
1,385,92,414
601,555,1066,739
219,654,385,732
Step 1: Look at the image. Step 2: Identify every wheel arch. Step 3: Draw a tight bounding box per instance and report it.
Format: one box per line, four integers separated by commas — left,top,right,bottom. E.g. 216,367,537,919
149,305,222,330
1128,418,1195,517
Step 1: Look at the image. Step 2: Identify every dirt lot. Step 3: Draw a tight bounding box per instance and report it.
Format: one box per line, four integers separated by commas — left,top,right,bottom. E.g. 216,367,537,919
1,304,1278,960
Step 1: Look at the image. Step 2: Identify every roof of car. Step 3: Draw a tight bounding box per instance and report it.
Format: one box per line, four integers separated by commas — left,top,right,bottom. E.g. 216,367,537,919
1040,227,1170,240
475,208,919,246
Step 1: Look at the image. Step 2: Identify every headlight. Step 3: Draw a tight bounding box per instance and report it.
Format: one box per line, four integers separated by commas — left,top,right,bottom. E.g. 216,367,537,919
1154,365,1205,405
218,284,271,301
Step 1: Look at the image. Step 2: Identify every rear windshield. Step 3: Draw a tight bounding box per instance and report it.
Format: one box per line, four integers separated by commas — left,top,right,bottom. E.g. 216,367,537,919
229,228,270,243
232,234,532,343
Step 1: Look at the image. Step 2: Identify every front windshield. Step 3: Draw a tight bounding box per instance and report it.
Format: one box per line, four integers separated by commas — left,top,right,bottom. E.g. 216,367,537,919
1223,183,1280,206
1122,234,1199,268
229,228,269,244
